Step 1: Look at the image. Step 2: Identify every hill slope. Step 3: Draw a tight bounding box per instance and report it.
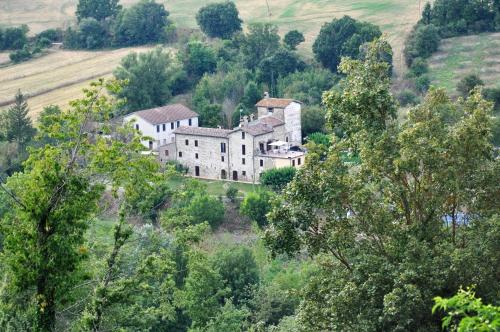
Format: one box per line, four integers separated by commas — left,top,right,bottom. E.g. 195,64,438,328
428,32,500,95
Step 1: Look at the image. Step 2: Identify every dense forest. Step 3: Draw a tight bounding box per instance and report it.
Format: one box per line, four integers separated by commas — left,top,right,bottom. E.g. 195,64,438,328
0,0,499,331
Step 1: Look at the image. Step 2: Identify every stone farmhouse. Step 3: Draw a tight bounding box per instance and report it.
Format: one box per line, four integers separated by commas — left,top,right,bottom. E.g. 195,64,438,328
125,95,305,183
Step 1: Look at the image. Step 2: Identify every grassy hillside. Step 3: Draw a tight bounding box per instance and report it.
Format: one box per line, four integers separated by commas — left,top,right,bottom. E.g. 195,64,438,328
428,32,500,95
1,1,423,65
0,0,425,118
0,46,153,117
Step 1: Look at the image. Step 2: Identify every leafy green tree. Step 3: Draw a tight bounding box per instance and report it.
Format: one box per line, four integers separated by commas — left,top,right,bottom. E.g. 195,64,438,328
211,246,260,305
113,47,173,113
205,300,249,332
240,190,273,227
196,2,242,39
185,193,225,229
277,67,338,106
457,74,484,98
182,40,217,82
76,0,122,22
323,39,396,136
283,30,305,50
404,23,441,65
4,90,36,147
301,106,327,137
66,17,109,49
0,80,161,331
433,287,500,331
182,252,227,329
260,167,296,192
241,23,281,70
407,57,429,77
0,25,29,50
420,2,432,25
313,16,381,72
265,39,499,331
257,48,304,89
241,81,262,109
249,284,298,327
113,0,170,46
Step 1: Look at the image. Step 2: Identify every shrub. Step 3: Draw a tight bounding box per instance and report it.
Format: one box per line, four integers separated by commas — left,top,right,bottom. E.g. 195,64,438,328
404,24,440,66
240,190,273,227
414,74,431,93
397,89,419,106
283,30,305,50
457,74,484,98
260,167,296,192
186,194,224,229
9,47,32,63
407,57,428,77
306,132,331,146
226,186,239,203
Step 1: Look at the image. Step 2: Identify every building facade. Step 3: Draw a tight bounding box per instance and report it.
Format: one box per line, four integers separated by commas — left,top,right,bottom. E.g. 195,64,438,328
124,104,199,150
160,96,305,183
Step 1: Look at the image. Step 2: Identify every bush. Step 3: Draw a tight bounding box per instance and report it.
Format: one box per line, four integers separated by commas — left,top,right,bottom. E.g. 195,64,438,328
186,194,224,229
397,89,419,106
457,74,484,98
240,190,273,227
36,29,62,42
196,1,242,39
260,167,296,192
306,132,331,146
414,74,431,93
404,24,440,66
0,25,29,50
283,30,305,50
407,57,428,77
226,186,239,203
9,47,32,63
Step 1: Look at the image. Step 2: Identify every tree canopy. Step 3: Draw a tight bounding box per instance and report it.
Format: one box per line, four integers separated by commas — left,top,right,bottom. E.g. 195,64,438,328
196,1,242,39
313,16,382,72
265,39,499,331
76,0,122,22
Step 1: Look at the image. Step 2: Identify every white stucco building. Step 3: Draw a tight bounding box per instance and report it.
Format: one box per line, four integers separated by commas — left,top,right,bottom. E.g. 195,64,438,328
124,104,199,150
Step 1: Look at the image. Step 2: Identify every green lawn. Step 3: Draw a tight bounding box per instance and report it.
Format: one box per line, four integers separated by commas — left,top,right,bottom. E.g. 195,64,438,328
167,176,260,197
428,32,500,94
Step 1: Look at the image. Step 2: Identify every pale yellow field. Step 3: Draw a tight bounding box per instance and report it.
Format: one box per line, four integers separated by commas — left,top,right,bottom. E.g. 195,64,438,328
0,47,152,118
0,0,426,118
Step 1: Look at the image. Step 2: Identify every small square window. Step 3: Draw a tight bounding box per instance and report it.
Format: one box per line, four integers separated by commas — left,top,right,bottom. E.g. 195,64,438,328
260,159,263,167
185,139,189,146
162,124,166,131
242,158,245,165
221,156,225,162
156,125,160,133
242,171,246,176
195,153,199,159
176,121,180,127
135,124,139,130
195,140,198,147
165,150,169,156
171,122,174,129
179,151,182,157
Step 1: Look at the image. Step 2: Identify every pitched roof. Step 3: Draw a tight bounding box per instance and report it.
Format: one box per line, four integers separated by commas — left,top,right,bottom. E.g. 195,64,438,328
258,116,284,127
238,122,274,136
174,126,232,138
130,104,198,125
255,98,300,108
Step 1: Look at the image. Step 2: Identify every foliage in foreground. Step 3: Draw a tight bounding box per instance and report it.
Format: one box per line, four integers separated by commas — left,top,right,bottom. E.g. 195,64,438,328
433,287,500,332
265,39,500,331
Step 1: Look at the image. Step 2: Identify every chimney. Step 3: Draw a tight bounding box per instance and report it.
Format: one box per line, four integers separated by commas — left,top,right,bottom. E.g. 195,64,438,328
249,113,255,122
264,91,270,99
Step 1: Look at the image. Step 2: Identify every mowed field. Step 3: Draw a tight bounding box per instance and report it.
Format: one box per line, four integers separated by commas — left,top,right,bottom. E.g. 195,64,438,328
428,32,500,95
0,47,153,118
0,0,425,118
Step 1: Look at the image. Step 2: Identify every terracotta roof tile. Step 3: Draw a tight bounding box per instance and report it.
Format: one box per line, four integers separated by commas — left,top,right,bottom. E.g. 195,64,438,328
174,126,232,138
258,116,284,127
131,104,198,125
255,98,300,108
